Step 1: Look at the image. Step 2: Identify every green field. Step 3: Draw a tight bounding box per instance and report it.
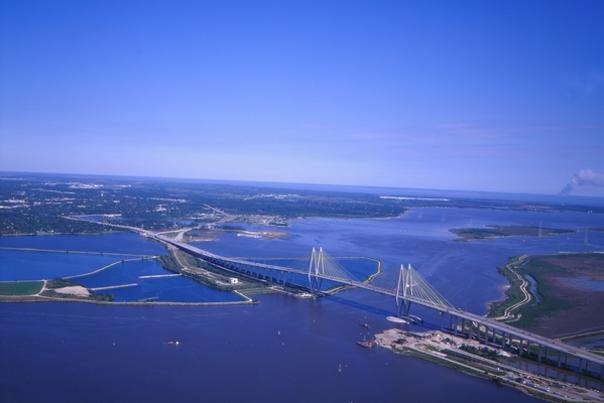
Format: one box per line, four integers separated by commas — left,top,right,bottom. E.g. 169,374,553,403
0,280,44,296
489,253,604,334
487,256,526,319
451,225,574,241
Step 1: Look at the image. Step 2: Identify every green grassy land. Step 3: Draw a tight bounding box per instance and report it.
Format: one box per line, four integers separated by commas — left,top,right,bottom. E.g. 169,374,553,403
488,254,602,328
511,256,570,328
0,281,43,296
487,257,526,319
452,225,574,240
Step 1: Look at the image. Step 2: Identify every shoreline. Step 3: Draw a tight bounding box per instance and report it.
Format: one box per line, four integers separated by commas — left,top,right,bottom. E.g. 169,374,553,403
375,328,604,403
0,229,125,237
487,252,604,335
487,255,533,322
0,293,257,307
0,246,155,258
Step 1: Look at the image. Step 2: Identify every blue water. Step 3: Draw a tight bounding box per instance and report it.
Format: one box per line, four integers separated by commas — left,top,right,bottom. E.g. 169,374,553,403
566,276,604,291
0,297,540,403
74,259,167,288
526,274,541,303
2,206,604,402
0,251,127,281
72,259,242,303
237,257,377,291
107,275,243,302
195,207,604,315
0,232,165,255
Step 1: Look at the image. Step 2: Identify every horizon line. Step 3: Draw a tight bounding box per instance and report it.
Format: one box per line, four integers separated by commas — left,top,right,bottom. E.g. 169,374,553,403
3,168,602,200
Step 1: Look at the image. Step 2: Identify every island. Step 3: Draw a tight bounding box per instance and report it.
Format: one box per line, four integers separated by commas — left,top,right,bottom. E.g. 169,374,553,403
450,225,575,241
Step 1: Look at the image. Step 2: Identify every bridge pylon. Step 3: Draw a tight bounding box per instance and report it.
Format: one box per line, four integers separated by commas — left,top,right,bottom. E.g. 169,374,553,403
395,263,452,317
307,247,325,292
395,264,412,316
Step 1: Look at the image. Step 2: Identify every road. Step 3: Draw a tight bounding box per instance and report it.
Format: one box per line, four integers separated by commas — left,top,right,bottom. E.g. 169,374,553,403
492,255,533,322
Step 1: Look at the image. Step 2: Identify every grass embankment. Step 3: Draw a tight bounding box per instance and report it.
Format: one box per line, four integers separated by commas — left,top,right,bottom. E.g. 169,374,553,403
159,254,182,273
160,251,264,292
488,256,569,327
0,281,44,296
43,279,113,301
452,225,574,241
488,256,526,319
510,257,570,328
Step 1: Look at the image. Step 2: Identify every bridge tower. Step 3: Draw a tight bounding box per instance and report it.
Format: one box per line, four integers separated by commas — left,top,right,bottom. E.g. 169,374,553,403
395,264,452,318
395,264,412,316
307,247,325,292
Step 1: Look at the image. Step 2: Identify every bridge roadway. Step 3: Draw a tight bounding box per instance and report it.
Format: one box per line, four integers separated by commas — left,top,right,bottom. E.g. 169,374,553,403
154,234,604,369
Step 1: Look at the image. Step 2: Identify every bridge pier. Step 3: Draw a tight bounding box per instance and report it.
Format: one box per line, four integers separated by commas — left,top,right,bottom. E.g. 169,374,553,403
521,339,527,356
483,326,489,343
169,240,604,381
451,316,460,335
537,344,543,362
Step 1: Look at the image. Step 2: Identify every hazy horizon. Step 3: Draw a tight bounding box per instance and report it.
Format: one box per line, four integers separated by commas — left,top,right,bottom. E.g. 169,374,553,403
4,168,604,202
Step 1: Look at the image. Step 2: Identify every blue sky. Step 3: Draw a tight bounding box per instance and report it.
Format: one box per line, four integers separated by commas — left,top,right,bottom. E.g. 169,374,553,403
1,0,603,194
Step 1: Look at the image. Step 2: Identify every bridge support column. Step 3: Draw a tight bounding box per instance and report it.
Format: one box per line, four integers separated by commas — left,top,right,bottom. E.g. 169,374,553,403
521,339,527,356
522,339,528,356
537,344,543,362
453,316,460,335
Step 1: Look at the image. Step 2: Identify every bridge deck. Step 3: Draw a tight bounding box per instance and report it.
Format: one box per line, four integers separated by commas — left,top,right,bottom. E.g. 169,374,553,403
156,234,604,367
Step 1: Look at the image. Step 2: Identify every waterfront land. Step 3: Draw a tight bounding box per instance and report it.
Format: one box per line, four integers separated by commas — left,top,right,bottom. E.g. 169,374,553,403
375,328,604,402
451,225,575,241
0,173,407,235
489,253,604,336
160,247,276,297
0,278,112,302
2,172,602,236
2,172,604,403
0,280,43,296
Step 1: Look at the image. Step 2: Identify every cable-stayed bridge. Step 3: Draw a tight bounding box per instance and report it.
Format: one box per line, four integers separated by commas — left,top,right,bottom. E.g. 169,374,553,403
152,233,604,377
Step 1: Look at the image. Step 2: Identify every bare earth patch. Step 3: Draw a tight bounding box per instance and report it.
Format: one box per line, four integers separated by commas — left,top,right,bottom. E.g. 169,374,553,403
53,286,90,297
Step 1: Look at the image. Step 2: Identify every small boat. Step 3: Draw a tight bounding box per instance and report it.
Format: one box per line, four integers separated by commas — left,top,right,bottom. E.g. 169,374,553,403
165,340,181,346
356,340,374,348
386,316,409,324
